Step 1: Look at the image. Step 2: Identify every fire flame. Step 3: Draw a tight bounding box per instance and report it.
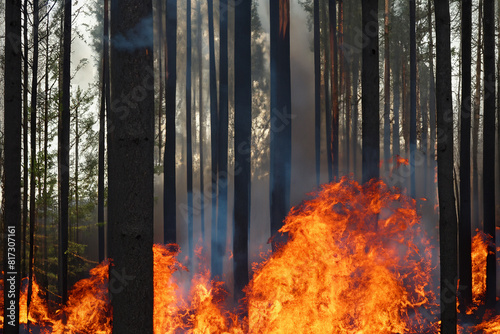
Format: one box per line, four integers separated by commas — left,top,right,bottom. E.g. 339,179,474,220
1,178,500,332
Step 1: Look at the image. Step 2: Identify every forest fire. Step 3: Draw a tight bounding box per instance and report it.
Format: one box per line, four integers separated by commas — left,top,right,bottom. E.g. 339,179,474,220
0,178,498,333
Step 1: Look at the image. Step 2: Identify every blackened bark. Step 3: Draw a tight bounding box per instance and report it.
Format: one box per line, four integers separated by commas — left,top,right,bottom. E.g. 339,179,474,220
314,0,320,186
233,0,251,303
482,0,496,309
270,0,292,252
352,54,359,172
108,0,155,331
392,42,401,158
361,0,379,183
427,0,436,170
329,0,339,180
3,0,22,332
410,0,417,198
22,0,28,281
458,0,472,313
164,0,177,243
58,0,71,305
434,1,458,332
214,0,229,279
383,0,390,169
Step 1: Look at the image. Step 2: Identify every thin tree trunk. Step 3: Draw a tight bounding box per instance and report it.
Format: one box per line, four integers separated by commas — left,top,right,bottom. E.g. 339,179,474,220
384,0,391,170
322,0,332,182
207,0,218,249
58,0,71,305
186,0,194,264
157,0,163,165
434,0,458,331
410,0,417,198
329,0,339,180
197,0,205,244
314,0,320,186
27,0,39,324
361,0,379,184
3,0,23,332
393,41,401,158
233,0,251,303
108,0,155,331
458,0,472,313
43,3,50,297
164,0,177,244
22,0,29,281
482,0,496,309
214,0,228,279
352,53,359,174
427,0,436,172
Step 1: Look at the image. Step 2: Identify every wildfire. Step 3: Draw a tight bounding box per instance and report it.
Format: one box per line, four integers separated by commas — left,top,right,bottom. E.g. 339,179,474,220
1,178,500,332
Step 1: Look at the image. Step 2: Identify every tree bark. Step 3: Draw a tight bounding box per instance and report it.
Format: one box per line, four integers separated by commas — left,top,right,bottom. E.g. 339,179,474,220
434,0,458,332
108,0,155,331
383,0,391,170
233,0,251,303
361,0,379,184
482,0,496,309
197,0,205,245
329,0,339,180
164,0,177,244
392,41,401,158
458,0,472,313
186,0,194,265
314,0,320,186
22,0,29,281
410,0,417,198
3,0,23,332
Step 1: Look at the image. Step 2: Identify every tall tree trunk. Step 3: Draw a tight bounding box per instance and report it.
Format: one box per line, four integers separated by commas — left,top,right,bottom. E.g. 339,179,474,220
164,0,177,244
361,0,379,184
392,41,401,158
27,0,39,323
409,0,417,198
214,0,229,279
383,0,391,170
270,0,292,252
186,0,194,265
22,0,29,281
434,0,458,332
3,0,22,332
198,0,205,244
472,0,482,231
322,0,332,182
207,0,218,249
233,0,251,303
98,0,110,263
314,0,320,186
58,0,71,305
329,0,339,180
157,0,163,165
482,0,496,309
43,3,50,296
352,54,359,174
108,0,154,331
458,0,472,313
427,0,436,165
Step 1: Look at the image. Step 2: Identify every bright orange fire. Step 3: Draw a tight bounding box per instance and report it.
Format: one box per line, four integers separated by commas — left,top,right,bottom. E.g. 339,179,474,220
2,178,500,332
471,229,490,307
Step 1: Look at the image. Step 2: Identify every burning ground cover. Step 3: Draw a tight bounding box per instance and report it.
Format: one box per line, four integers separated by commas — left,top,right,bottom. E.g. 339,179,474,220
0,178,498,333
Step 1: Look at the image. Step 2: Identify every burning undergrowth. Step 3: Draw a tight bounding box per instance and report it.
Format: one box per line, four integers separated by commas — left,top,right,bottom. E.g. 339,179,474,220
0,178,498,332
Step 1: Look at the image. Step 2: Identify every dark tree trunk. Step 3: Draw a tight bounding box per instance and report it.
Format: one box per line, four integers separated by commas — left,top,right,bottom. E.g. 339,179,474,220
98,0,110,263
434,0,458,332
409,0,417,198
58,0,71,305
164,0,177,244
322,0,332,182
208,0,218,249
27,0,40,322
270,0,292,252
314,0,320,186
352,53,359,174
392,41,401,158
3,0,22,332
482,0,496,309
233,0,251,303
329,0,339,180
214,0,229,279
383,0,390,170
22,0,29,281
458,0,472,313
197,0,205,245
427,0,436,195
361,0,379,184
108,0,155,331
185,0,194,265
472,0,482,231
43,5,50,295
157,0,163,165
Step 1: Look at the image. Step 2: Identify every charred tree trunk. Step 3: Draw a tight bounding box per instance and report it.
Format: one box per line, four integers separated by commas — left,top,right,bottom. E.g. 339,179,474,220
186,0,194,264
58,0,71,305
164,0,177,243
157,0,163,165
361,0,379,183
233,0,251,303
482,0,496,309
3,0,22,332
393,41,401,158
214,0,229,279
22,0,29,281
108,0,155,331
314,0,320,186
383,0,391,170
329,0,339,180
197,0,205,245
434,0,458,332
458,0,472,313
409,0,417,199
352,54,360,174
